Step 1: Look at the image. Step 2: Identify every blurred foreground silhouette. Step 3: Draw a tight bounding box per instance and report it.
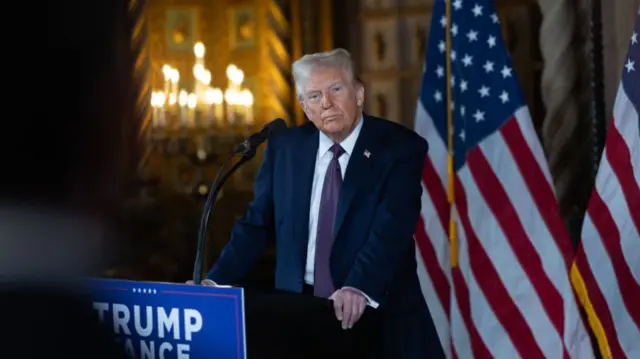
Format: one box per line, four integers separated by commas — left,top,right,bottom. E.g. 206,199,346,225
0,1,134,357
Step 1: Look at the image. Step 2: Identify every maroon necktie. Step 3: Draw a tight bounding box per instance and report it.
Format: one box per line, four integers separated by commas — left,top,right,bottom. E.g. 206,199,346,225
313,143,345,298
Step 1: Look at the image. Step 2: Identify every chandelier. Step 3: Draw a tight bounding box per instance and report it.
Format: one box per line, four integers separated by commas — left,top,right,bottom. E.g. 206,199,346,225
149,42,254,134
143,42,257,196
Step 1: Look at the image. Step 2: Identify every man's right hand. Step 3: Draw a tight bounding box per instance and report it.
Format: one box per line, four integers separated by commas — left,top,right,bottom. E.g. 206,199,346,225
185,279,218,286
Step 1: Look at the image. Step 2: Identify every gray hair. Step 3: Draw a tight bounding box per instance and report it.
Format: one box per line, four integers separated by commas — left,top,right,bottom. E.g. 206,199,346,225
292,48,357,99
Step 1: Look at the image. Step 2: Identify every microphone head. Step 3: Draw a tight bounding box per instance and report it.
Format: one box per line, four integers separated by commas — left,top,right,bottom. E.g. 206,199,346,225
263,118,287,137
241,118,288,152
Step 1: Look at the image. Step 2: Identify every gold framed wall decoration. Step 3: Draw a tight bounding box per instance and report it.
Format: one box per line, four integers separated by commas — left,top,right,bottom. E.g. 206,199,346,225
165,8,198,52
229,7,257,50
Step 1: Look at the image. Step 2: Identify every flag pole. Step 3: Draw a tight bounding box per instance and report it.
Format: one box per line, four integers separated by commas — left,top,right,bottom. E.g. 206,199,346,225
444,0,457,267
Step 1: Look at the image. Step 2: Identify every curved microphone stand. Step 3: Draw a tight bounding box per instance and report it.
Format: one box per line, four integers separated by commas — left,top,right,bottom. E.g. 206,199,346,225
191,147,258,284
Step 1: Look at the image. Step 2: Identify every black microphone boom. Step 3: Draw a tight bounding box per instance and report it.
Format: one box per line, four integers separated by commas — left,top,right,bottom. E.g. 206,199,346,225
191,118,288,284
233,118,287,156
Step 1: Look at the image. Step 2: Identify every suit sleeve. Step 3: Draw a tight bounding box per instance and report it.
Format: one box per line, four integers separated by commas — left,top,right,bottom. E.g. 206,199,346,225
343,137,427,303
206,144,275,285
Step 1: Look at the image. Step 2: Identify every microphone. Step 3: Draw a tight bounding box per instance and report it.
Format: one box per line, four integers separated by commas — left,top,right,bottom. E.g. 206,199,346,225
233,118,288,156
191,118,288,284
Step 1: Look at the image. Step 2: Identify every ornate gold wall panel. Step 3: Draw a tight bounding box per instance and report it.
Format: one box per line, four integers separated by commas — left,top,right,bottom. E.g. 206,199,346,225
129,0,152,170
264,1,292,122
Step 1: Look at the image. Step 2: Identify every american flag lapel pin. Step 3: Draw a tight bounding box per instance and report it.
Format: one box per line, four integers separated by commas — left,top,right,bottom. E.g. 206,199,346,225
363,149,371,159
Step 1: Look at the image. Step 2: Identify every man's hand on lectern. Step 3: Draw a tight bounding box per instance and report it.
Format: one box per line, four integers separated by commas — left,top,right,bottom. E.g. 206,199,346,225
330,287,366,330
185,279,218,286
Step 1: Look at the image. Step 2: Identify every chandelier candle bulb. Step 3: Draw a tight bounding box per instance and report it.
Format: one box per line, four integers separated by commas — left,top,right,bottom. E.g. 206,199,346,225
226,64,243,89
162,65,172,95
150,92,167,128
204,88,223,126
170,69,180,101
199,71,212,111
157,92,166,128
193,42,205,66
151,92,159,127
187,93,197,127
178,90,188,127
193,64,205,99
224,88,237,126
239,89,254,125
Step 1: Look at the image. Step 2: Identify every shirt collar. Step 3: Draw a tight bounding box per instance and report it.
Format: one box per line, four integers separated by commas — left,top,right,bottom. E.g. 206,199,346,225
318,115,364,158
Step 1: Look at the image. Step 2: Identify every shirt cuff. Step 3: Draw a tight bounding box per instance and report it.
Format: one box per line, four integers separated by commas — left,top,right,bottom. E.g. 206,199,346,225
343,286,379,309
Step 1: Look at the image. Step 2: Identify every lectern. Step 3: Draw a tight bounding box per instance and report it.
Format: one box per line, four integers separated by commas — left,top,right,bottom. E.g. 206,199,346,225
87,278,382,359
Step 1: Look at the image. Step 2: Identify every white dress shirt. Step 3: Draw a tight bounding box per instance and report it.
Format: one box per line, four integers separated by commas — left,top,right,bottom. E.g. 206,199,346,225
304,117,379,308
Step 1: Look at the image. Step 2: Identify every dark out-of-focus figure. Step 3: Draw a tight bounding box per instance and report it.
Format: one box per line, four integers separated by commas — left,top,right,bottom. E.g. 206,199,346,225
0,1,134,358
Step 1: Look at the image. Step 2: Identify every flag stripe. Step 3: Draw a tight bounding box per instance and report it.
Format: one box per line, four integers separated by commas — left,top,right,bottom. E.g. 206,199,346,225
470,134,569,355
603,114,640,240
415,105,450,187
454,177,544,358
575,247,627,358
451,267,492,358
415,215,450,324
500,114,593,358
584,193,640,354
422,157,451,233
586,186,640,328
502,111,575,262
455,215,523,359
415,239,452,358
449,284,469,359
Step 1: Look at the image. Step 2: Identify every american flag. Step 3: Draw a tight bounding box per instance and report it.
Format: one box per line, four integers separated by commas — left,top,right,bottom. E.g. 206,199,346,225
413,1,594,358
574,10,640,359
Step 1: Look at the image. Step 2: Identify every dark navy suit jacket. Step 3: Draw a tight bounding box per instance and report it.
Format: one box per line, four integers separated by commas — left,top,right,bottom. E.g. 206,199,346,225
208,115,444,358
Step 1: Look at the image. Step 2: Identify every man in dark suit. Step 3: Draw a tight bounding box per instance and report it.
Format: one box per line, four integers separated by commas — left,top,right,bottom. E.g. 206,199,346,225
204,48,444,358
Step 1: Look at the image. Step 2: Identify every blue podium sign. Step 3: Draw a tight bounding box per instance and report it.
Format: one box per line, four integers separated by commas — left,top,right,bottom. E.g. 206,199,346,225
86,278,246,359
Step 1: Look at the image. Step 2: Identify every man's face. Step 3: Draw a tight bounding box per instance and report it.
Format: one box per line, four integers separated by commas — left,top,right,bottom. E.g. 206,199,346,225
300,66,364,141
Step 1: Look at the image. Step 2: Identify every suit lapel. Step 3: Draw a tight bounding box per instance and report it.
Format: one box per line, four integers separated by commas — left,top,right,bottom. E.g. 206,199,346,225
292,124,319,243
334,116,380,236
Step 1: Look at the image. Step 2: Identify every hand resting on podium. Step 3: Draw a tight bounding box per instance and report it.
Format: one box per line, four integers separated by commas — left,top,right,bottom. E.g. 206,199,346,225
330,287,366,330
184,279,232,288
187,279,366,330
